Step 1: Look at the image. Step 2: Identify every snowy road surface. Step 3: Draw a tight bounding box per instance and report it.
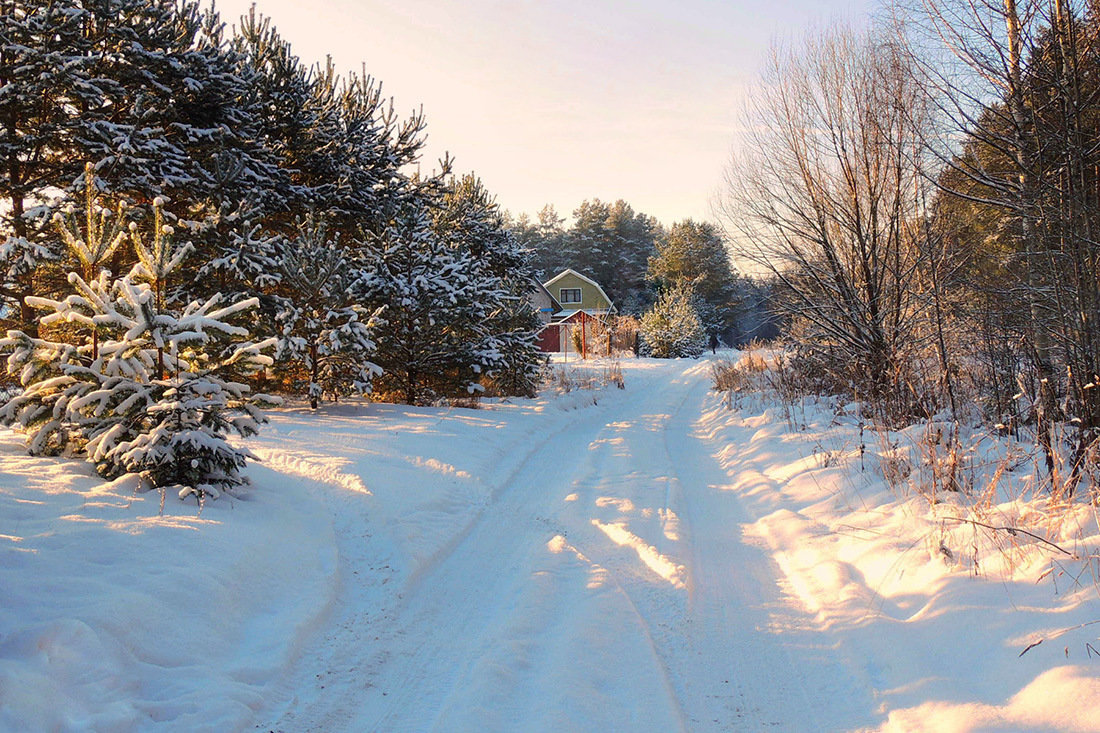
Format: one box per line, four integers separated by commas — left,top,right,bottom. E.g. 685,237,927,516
4,355,1098,731
256,358,876,732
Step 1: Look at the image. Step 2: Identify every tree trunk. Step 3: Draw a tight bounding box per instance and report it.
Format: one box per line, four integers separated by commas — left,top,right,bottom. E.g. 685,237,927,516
309,341,319,409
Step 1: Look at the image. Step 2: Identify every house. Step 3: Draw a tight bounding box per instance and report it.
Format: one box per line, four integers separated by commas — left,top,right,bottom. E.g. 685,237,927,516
542,269,614,317
536,269,615,354
527,277,562,325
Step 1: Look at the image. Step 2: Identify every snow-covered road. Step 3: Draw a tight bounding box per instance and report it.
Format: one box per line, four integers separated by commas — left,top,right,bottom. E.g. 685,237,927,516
257,357,876,732
4,355,1098,731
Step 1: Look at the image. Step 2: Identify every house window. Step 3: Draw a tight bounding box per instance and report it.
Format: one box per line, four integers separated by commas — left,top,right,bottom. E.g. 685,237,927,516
560,288,582,304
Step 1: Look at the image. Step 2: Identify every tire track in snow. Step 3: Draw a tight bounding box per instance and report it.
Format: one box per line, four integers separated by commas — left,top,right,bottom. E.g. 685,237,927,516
658,372,812,728
262,362,691,732
258,358,879,731
666,369,878,730
355,373,692,731
250,447,371,495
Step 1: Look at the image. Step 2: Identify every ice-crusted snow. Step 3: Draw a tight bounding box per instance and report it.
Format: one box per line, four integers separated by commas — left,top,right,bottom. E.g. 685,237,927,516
0,354,1097,731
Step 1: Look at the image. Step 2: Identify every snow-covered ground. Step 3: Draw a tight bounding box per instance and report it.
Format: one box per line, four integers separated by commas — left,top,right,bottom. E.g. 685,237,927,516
1,355,1097,731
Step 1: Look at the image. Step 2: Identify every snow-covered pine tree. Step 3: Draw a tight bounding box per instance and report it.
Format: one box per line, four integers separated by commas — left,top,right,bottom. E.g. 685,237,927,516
364,196,490,405
78,1,282,222
639,281,706,358
231,9,425,234
0,1,105,330
0,194,276,500
275,215,380,408
193,202,282,307
432,174,545,397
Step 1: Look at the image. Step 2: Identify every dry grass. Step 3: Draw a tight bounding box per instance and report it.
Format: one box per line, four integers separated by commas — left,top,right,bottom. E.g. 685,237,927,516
546,358,625,394
725,341,1100,601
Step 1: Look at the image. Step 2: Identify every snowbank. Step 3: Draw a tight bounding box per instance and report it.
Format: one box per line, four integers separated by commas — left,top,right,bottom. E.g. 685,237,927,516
699,385,1100,732
0,430,337,731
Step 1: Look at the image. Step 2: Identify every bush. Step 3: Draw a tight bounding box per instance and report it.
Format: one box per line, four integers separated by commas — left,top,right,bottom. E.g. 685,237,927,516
640,282,705,358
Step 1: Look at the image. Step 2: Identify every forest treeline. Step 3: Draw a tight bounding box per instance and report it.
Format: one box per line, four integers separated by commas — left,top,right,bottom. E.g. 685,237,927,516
720,0,1100,495
0,0,556,495
508,201,777,346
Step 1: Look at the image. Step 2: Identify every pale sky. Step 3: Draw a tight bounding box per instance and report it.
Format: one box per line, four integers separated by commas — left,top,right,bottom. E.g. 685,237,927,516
213,0,874,226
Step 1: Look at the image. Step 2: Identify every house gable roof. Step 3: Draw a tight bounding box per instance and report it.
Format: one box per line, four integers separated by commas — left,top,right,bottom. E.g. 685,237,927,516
542,268,614,310
529,276,562,311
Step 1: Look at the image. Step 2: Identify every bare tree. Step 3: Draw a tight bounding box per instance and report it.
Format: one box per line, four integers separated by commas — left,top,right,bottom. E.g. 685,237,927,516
901,0,1100,486
718,24,933,410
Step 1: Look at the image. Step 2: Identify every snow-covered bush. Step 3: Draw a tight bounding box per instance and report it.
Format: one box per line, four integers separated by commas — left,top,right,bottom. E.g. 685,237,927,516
0,193,276,500
639,281,706,358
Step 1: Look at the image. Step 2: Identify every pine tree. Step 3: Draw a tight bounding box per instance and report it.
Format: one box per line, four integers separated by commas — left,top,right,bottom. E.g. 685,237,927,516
0,193,276,500
231,8,425,234
275,215,380,408
648,220,743,340
193,202,282,313
639,281,706,358
364,197,488,405
562,199,658,313
433,174,545,397
0,0,104,329
605,199,659,313
78,2,282,215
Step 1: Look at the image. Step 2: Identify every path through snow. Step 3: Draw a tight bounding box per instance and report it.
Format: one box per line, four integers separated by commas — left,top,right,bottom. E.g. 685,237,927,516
4,356,1096,731
258,358,877,731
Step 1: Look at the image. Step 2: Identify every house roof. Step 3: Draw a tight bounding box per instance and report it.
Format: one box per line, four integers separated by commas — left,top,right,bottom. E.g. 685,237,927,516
529,277,562,312
542,268,615,310
552,309,611,322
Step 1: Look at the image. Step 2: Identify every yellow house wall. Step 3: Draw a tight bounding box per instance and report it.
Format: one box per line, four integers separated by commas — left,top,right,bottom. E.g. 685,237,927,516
548,272,611,311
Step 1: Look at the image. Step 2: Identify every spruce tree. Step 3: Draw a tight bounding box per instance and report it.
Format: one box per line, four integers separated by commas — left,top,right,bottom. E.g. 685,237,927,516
640,281,706,358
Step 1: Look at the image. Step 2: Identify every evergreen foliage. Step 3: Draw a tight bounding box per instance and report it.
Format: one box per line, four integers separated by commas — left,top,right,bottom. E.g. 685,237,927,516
639,281,706,359
648,220,744,341
0,192,275,500
509,199,659,314
0,0,545,425
364,197,486,405
432,174,546,397
275,215,380,408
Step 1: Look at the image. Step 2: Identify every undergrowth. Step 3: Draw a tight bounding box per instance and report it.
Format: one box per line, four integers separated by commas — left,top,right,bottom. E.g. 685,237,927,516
712,342,1100,650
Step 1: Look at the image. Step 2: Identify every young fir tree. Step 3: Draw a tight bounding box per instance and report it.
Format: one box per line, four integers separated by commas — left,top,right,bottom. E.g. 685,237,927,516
432,174,545,397
364,196,490,405
639,281,706,358
0,192,276,500
275,215,380,408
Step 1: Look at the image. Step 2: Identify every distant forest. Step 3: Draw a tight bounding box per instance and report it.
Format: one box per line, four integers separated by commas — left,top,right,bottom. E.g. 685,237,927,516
507,201,778,344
